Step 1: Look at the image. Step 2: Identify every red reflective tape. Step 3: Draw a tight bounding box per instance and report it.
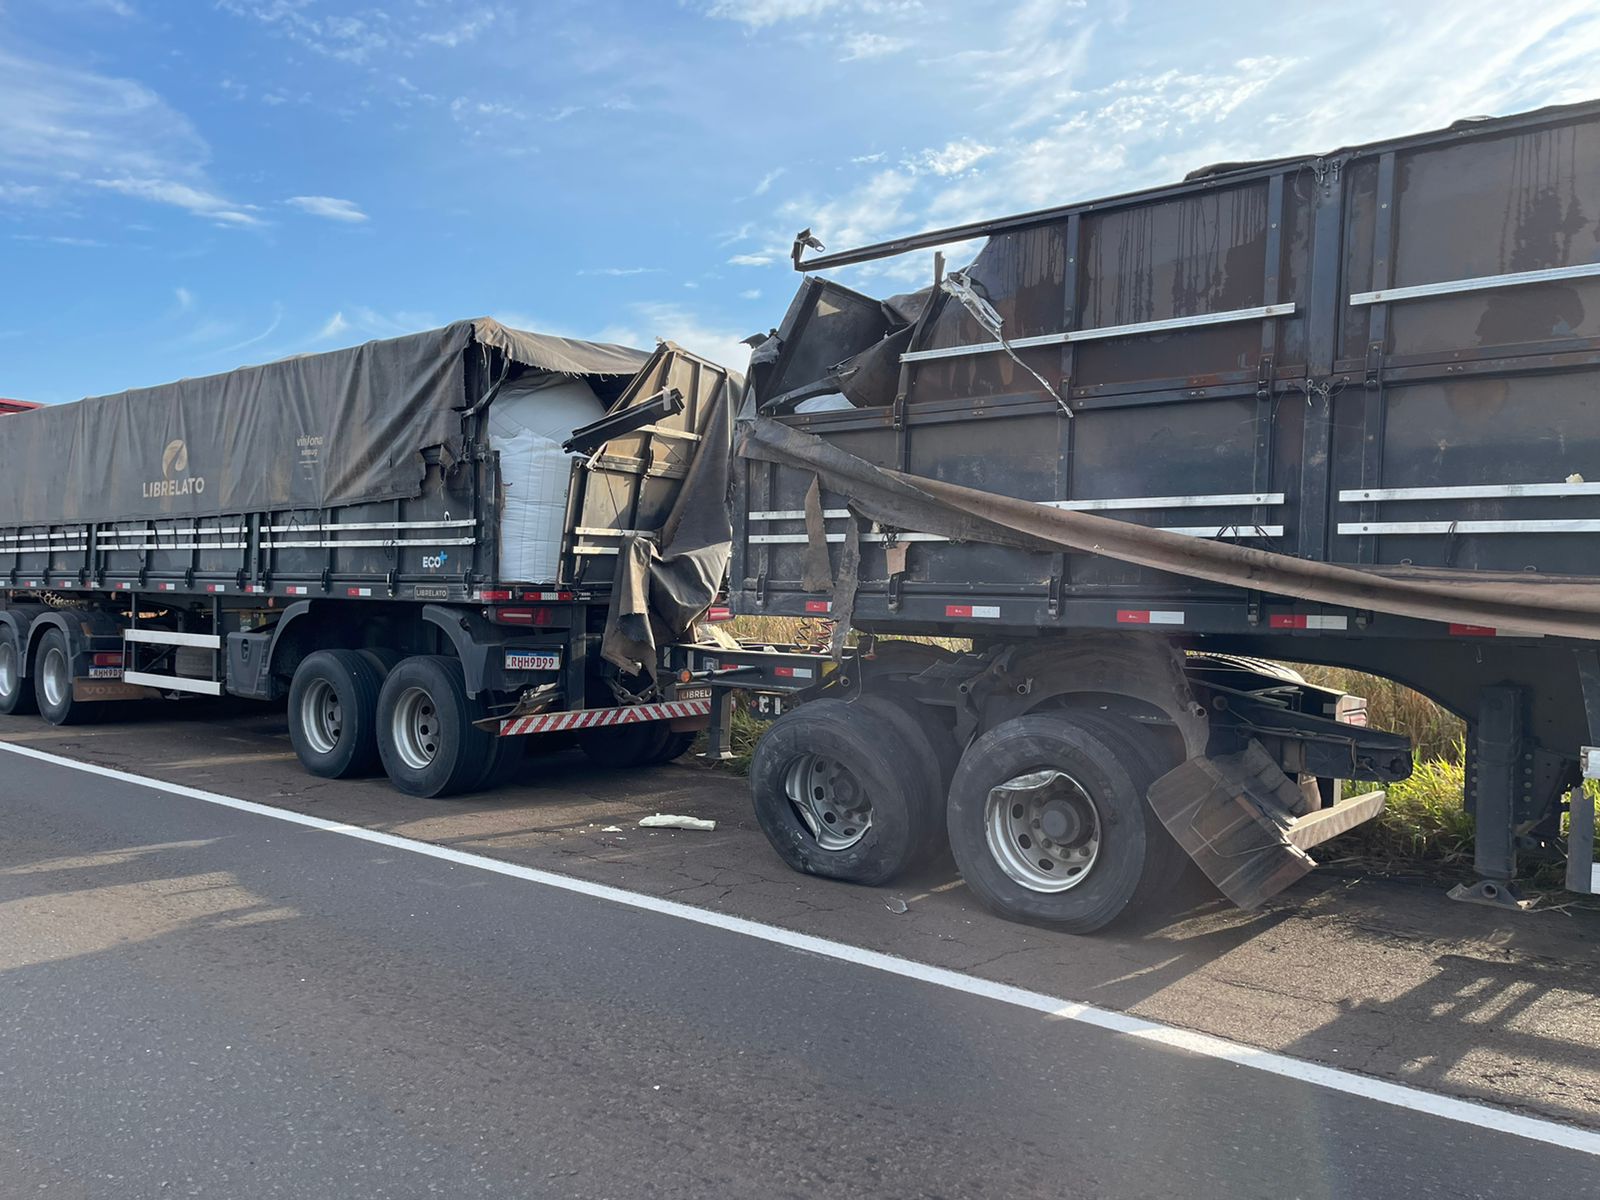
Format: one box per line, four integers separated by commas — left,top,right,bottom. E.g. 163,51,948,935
804,600,832,614
1269,614,1306,629
1450,623,1497,637
774,667,795,677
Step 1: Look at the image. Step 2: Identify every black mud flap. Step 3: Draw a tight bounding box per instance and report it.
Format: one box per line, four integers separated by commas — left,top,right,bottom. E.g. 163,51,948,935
1146,740,1315,909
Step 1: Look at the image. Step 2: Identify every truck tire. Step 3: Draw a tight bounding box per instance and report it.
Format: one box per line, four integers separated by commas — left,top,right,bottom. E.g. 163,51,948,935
0,626,37,715
579,721,671,769
478,732,526,788
946,712,1176,933
853,693,955,857
748,698,934,886
357,647,406,678
288,650,385,779
33,628,98,726
642,730,696,766
376,656,499,798
1065,710,1190,901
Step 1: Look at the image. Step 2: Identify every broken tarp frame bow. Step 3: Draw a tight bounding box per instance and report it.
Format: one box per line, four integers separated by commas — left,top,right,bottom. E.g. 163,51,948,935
736,417,1600,642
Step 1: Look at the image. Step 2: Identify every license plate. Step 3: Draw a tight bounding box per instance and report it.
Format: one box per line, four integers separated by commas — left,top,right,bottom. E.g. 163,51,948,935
504,651,560,672
755,692,785,716
674,685,712,703
87,667,123,679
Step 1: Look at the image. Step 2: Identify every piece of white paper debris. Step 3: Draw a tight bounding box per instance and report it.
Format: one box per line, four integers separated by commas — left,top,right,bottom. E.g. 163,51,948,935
885,898,909,914
1568,472,1585,484
638,814,717,831
601,825,623,833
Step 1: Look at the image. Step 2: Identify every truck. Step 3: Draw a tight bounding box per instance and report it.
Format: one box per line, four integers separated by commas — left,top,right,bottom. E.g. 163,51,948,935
5,100,1599,935
704,98,1600,930
0,320,737,797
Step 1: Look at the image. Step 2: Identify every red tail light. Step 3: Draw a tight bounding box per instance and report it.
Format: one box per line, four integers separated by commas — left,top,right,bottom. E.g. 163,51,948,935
490,606,555,626
706,604,733,623
93,652,123,666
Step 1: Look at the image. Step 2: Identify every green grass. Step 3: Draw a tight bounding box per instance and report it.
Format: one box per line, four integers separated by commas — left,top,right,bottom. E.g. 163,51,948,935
1336,741,1476,867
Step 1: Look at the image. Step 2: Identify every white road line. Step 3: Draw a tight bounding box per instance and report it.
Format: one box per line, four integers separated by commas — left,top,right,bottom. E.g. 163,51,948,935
3,738,1597,1158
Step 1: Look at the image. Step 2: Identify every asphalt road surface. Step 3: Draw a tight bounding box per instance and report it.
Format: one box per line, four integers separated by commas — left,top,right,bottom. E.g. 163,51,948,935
2,742,1598,1199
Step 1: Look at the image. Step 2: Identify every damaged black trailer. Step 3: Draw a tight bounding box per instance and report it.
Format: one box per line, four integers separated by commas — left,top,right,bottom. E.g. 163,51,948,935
709,99,1600,930
0,319,738,797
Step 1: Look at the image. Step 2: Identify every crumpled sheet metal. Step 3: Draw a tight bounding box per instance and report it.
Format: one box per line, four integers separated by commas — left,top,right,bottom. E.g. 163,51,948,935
739,417,1600,642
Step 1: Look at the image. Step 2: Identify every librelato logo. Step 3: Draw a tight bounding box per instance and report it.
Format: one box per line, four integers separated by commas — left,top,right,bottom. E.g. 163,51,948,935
144,438,207,498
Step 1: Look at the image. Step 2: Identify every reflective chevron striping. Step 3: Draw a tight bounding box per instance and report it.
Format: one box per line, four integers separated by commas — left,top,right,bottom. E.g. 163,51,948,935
499,698,711,737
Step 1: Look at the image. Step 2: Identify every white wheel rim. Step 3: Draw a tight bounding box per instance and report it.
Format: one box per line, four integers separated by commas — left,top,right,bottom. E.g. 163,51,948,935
0,641,16,698
391,685,441,771
41,646,69,709
784,752,872,851
984,769,1101,893
300,677,343,755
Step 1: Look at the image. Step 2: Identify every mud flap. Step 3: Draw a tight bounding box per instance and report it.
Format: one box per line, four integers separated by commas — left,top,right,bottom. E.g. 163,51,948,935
1146,740,1315,909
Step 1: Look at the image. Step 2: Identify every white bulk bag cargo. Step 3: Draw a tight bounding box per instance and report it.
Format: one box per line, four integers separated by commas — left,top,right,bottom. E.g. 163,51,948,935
489,373,607,584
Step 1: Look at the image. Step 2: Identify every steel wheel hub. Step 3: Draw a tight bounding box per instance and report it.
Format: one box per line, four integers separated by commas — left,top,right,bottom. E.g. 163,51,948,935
984,769,1101,892
300,678,344,755
785,752,872,851
0,641,16,698
391,686,441,771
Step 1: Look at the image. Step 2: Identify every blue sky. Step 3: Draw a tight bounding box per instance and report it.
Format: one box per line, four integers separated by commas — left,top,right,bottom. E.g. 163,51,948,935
2,0,1597,403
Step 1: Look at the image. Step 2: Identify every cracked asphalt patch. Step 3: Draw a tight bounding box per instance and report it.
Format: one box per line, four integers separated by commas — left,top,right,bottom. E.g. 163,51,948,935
4,704,1598,1129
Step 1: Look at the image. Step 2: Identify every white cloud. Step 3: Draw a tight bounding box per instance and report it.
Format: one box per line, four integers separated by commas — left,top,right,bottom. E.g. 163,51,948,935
728,251,778,266
217,1,389,64
915,139,994,177
286,195,369,223
598,302,753,371
92,177,262,226
10,232,106,247
750,167,786,197
839,31,907,60
702,0,846,29
740,289,762,300
749,0,1600,297
175,286,194,310
420,9,498,47
212,303,285,357
316,312,350,341
0,46,260,227
578,266,663,277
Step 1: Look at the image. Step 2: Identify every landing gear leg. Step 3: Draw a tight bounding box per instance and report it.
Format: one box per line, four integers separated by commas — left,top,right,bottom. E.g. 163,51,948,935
1449,685,1534,911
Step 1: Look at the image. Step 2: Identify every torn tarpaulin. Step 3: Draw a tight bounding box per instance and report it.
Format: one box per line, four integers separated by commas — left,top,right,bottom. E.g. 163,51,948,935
600,350,739,678
738,417,1600,642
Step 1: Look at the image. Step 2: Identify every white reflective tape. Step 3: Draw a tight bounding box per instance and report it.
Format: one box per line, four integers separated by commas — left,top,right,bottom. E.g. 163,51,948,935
1148,610,1185,625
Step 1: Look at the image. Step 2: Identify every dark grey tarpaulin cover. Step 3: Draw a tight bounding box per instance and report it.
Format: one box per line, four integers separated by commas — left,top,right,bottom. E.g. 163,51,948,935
740,418,1600,642
0,318,649,527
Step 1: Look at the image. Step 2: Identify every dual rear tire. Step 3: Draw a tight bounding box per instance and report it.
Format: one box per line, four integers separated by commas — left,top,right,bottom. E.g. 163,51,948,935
289,651,501,797
748,696,1185,931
